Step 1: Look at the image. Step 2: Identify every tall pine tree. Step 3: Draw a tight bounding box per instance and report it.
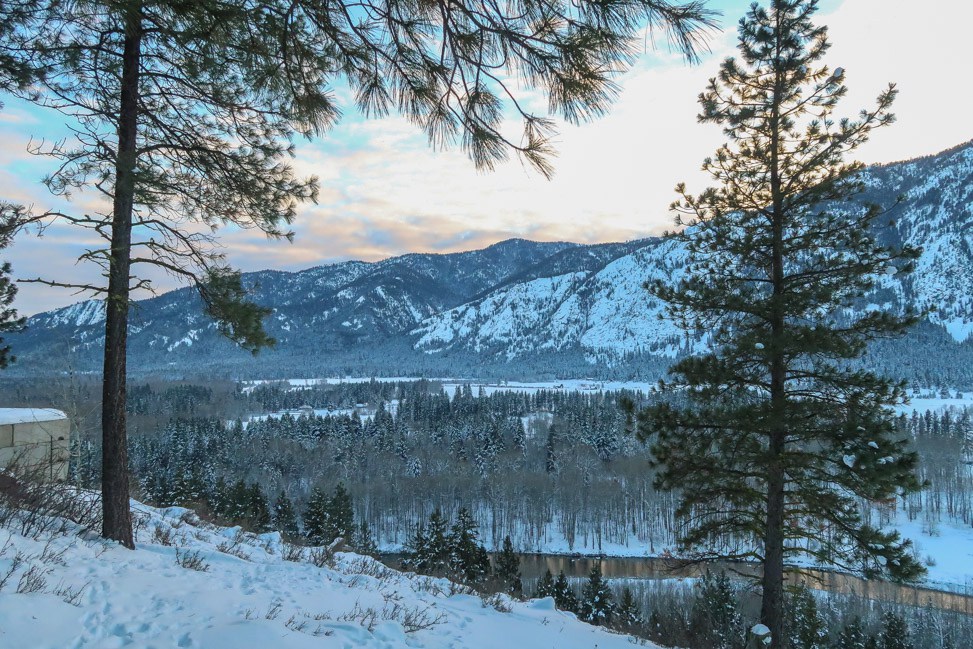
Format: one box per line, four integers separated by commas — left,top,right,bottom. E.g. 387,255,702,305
450,508,490,583
637,2,924,645
0,0,713,549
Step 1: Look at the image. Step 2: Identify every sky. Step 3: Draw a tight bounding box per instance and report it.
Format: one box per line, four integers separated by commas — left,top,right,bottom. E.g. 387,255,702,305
1,0,972,316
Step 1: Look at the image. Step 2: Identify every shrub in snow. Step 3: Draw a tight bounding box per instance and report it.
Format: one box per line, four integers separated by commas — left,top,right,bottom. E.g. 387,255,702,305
0,466,101,540
174,548,210,572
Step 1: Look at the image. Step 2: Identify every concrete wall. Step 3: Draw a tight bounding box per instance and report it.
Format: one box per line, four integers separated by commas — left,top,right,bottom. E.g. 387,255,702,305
0,412,70,482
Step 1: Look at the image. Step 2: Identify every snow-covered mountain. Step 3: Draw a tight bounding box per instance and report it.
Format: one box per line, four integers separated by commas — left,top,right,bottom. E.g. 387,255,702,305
11,141,973,381
414,142,973,363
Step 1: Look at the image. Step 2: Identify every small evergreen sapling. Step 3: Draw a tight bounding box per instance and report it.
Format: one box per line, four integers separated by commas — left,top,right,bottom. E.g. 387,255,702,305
494,536,524,597
878,612,914,649
354,521,378,556
835,617,872,649
552,570,579,613
579,564,614,626
303,487,331,545
534,569,556,599
272,492,300,541
616,586,644,632
690,572,743,649
784,585,825,649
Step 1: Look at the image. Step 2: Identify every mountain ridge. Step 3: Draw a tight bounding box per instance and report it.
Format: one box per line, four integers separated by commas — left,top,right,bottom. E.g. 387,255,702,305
9,141,973,383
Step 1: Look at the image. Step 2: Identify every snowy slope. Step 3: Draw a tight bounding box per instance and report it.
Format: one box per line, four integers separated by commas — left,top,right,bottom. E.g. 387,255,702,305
413,237,690,363
865,142,973,342
0,497,656,649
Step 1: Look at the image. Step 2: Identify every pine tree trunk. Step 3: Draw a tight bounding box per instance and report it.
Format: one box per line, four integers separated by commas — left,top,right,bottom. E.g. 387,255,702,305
763,225,787,646
761,41,787,646
762,428,786,649
101,5,142,550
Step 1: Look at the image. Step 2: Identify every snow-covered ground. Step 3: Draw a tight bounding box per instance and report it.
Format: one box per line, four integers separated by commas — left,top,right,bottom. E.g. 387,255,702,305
896,389,973,415
895,514,973,593
241,377,973,406
240,376,661,397
0,496,656,649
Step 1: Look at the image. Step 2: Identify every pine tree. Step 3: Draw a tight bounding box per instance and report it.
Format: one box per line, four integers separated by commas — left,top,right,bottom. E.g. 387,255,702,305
0,0,712,550
0,7,32,371
579,564,614,626
785,586,825,649
636,3,925,645
324,483,355,545
210,476,230,519
512,420,527,455
303,487,331,545
425,509,453,575
689,572,742,649
404,523,429,573
534,569,556,599
878,612,914,649
835,617,870,649
222,479,251,523
354,521,378,556
405,508,453,576
450,507,490,583
246,483,271,533
494,536,523,597
545,423,559,474
552,570,579,613
272,491,300,540
616,586,644,632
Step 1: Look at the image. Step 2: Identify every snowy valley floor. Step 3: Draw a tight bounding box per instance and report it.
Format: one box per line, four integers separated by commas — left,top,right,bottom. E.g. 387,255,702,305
0,498,654,649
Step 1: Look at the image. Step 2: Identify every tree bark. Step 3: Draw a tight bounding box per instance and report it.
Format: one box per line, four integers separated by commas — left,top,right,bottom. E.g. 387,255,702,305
101,4,142,549
761,20,787,645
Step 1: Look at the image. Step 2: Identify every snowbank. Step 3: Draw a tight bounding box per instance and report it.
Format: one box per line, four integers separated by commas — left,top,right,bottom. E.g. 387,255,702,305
0,498,659,649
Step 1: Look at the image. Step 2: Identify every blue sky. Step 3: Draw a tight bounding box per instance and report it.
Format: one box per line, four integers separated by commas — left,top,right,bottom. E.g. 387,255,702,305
2,0,970,315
